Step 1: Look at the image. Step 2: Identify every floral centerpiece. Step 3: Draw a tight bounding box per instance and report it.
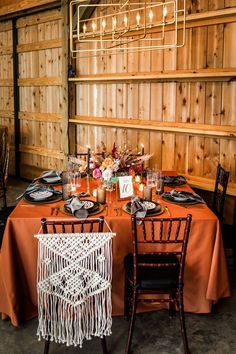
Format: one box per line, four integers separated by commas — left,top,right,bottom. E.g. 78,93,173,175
91,142,152,181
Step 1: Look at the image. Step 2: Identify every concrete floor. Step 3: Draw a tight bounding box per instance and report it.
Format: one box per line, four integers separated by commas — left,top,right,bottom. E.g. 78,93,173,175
0,178,236,354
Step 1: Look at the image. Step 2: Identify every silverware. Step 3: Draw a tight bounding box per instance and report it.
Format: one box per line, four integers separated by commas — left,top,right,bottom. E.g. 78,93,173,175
164,206,171,216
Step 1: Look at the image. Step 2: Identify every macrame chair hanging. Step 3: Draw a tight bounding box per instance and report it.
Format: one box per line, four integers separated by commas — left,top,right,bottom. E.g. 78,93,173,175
35,227,115,350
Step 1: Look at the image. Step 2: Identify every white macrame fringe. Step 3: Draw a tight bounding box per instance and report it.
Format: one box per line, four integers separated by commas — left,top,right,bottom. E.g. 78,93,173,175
36,232,113,348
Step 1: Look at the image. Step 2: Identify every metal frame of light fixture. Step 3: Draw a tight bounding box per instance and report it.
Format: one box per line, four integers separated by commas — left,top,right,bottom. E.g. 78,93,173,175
69,0,186,58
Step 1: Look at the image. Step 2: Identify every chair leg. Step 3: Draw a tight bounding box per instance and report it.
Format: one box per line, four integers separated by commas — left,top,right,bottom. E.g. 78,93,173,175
101,337,108,354
125,287,137,354
124,274,130,319
43,339,50,354
233,245,236,271
169,291,175,318
178,289,190,354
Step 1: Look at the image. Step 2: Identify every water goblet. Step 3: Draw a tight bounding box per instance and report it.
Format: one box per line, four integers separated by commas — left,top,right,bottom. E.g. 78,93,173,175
155,176,164,202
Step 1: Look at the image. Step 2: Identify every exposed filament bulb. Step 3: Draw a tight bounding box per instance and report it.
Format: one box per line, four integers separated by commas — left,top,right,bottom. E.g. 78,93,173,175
149,9,153,23
102,19,106,32
136,12,140,27
112,16,117,31
92,21,96,33
124,14,128,27
83,23,86,34
163,6,168,19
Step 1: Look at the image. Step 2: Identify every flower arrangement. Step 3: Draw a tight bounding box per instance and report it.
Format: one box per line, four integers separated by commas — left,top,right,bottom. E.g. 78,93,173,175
91,142,152,181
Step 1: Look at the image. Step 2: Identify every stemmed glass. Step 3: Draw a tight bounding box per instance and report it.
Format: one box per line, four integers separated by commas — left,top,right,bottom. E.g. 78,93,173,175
155,171,164,202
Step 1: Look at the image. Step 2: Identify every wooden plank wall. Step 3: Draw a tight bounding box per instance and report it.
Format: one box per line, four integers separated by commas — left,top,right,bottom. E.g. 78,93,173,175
0,20,15,175
70,0,236,195
16,8,65,179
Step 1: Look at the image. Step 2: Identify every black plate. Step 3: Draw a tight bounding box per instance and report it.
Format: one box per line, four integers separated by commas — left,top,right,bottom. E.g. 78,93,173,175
24,192,62,204
162,193,201,205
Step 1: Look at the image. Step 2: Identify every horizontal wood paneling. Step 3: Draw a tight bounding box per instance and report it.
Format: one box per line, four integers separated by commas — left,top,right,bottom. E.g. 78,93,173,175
71,1,236,195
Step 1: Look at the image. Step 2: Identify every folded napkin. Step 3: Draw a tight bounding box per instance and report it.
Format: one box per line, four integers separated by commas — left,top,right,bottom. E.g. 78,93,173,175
16,184,61,200
33,170,61,182
65,196,88,219
163,175,187,185
163,190,205,203
131,196,147,222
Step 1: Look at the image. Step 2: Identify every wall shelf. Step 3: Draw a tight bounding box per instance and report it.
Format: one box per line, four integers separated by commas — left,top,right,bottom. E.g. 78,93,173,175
68,68,236,84
69,116,236,139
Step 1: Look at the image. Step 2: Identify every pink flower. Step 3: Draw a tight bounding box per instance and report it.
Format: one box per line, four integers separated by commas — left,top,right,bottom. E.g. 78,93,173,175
93,168,102,179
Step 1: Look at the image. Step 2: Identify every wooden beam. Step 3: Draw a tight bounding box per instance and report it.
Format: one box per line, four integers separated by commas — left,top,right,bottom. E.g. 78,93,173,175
18,77,62,86
69,68,236,83
0,21,12,32
16,8,62,28
0,79,13,87
0,0,59,17
70,116,236,139
0,110,14,119
17,39,62,53
184,174,236,197
19,144,64,159
0,46,13,55
19,112,62,123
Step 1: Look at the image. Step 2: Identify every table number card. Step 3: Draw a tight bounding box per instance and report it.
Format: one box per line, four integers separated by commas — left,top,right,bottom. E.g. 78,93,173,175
118,176,133,199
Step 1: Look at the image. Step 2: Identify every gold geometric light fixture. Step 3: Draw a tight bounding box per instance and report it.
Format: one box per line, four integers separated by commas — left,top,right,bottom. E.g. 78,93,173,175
69,0,186,57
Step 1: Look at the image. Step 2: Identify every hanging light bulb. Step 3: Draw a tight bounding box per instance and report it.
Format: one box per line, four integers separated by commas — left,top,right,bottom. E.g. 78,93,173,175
112,16,117,31
92,21,96,33
102,18,106,32
83,23,86,35
124,14,128,28
136,12,140,27
163,5,168,20
149,9,153,23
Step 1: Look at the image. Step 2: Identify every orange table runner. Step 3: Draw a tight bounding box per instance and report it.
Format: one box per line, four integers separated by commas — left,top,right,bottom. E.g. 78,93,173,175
0,175,231,326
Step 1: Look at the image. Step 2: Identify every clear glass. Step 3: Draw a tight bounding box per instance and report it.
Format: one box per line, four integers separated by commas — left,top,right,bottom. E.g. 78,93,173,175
105,181,114,204
155,175,164,202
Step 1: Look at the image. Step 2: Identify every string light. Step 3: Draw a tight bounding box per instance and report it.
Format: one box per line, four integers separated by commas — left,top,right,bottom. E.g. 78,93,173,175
83,23,86,34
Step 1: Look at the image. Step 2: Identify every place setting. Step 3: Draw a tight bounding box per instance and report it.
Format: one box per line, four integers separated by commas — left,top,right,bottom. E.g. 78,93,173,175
163,175,187,187
60,194,105,218
162,189,206,206
33,170,62,185
16,183,62,204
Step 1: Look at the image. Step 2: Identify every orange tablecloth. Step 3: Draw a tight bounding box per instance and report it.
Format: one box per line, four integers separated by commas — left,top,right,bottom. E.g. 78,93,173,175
0,177,231,326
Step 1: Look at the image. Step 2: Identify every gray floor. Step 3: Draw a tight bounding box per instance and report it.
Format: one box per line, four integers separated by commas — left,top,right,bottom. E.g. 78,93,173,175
0,178,236,354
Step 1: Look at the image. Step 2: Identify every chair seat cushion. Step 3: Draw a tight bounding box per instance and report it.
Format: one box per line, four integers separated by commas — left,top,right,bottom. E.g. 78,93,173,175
124,253,180,290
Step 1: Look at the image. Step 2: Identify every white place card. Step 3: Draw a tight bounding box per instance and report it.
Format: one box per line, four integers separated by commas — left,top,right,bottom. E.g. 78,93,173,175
118,176,133,199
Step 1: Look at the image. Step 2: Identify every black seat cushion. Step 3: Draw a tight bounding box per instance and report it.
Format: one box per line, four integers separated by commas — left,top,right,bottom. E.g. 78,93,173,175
124,253,180,290
221,224,236,247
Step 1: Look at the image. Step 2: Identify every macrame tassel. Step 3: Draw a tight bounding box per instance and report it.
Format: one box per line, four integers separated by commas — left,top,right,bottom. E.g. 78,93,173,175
36,232,113,348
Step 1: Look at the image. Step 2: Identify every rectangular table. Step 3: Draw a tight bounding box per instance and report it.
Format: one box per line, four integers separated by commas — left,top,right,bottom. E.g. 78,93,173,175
0,177,231,326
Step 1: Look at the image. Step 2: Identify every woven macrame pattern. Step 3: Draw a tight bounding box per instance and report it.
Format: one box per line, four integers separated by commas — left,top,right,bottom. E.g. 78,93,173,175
36,232,113,348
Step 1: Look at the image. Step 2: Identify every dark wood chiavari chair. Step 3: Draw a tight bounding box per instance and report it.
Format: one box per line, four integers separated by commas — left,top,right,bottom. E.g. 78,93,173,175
124,214,192,354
